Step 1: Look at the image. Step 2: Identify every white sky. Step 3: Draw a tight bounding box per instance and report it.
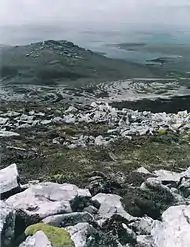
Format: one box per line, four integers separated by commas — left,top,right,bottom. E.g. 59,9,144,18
0,0,190,27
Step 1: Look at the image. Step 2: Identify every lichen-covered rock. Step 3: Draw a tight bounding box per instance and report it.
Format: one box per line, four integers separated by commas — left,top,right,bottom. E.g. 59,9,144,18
25,223,75,247
140,178,176,202
6,182,91,221
19,230,52,247
0,200,16,247
42,212,94,227
0,164,20,199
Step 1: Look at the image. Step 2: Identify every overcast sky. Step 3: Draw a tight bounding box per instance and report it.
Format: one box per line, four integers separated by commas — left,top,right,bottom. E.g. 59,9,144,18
1,0,190,27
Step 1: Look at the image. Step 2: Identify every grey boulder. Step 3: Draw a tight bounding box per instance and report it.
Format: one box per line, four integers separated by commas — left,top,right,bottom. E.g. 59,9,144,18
151,204,190,247
6,182,91,220
140,178,176,201
91,193,135,225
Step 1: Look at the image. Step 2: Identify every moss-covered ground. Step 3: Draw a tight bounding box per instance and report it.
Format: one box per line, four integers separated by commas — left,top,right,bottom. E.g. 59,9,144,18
1,121,189,186
25,223,74,247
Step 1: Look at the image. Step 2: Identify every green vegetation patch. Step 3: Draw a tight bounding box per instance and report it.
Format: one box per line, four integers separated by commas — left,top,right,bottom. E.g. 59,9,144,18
158,128,167,135
25,223,75,247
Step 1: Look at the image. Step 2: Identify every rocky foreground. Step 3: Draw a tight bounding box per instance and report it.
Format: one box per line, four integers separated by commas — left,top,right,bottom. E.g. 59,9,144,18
0,101,190,246
1,162,190,247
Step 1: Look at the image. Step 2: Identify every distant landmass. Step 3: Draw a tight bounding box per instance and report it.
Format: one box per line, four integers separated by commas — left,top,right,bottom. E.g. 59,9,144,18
109,43,190,78
0,40,167,86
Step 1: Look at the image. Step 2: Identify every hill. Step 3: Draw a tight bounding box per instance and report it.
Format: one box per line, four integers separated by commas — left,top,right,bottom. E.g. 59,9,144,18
0,40,165,86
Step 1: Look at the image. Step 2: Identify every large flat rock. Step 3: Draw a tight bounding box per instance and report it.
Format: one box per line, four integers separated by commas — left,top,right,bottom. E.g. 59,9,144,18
152,204,190,247
6,182,91,220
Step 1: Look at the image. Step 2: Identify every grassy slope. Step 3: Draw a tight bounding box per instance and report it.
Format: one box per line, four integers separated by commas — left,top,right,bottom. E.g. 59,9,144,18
1,116,189,218
0,101,189,220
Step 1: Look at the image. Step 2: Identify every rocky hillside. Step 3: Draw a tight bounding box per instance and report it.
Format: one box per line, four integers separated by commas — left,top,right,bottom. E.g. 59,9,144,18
0,39,190,247
0,40,164,86
0,99,190,246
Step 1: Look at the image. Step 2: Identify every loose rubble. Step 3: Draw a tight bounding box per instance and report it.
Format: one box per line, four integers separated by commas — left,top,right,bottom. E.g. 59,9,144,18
0,102,189,149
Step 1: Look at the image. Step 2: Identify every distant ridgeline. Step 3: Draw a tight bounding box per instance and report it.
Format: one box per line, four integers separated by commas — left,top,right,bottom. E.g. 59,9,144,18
0,39,169,86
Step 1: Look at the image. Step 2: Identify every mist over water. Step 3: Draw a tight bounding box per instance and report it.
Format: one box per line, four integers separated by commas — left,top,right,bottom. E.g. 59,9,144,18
1,23,190,59
1,0,190,66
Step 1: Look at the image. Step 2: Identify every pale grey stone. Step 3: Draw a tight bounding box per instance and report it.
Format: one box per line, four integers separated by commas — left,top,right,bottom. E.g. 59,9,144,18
0,164,19,196
19,231,52,247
